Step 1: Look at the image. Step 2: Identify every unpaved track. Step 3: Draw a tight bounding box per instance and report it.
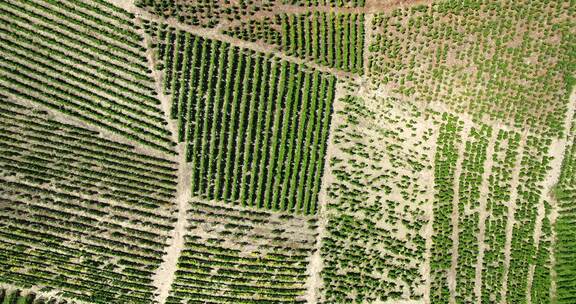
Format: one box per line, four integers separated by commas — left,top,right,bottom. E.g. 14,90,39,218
134,9,193,304
419,119,440,304
473,129,498,302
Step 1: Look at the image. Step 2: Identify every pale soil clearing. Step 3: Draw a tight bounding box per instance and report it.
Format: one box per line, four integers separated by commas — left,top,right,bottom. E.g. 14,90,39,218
473,129,498,302
499,131,528,304
357,84,438,301
135,13,195,304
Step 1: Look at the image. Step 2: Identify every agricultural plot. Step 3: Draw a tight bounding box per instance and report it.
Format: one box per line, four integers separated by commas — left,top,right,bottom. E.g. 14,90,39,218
0,96,178,303
165,200,317,303
368,0,574,137
0,0,175,154
224,12,365,73
145,22,336,215
1,0,575,304
319,88,437,303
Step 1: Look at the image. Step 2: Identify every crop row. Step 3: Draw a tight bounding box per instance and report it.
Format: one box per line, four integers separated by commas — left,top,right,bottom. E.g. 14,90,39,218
480,130,521,303
165,200,317,304
282,0,365,7
0,98,178,303
455,124,491,302
430,113,463,303
146,22,336,214
554,113,576,304
224,12,365,73
0,0,175,154
506,135,551,303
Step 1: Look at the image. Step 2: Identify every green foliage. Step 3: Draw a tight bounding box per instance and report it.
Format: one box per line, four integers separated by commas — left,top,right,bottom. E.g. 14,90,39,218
146,23,336,215
224,12,365,74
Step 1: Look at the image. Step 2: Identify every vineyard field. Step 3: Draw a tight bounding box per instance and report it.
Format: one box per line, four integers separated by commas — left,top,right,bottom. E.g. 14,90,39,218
0,0,574,304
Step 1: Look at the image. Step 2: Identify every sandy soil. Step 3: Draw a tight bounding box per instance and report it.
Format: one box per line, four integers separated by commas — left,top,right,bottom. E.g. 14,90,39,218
134,13,196,304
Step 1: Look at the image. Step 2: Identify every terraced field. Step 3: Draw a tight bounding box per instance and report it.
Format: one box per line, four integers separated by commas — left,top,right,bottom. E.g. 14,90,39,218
0,0,574,304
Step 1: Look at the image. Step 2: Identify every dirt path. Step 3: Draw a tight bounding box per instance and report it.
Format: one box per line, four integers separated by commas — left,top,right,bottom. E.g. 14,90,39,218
473,129,498,302
447,119,472,303
362,11,374,77
499,131,528,304
134,10,194,304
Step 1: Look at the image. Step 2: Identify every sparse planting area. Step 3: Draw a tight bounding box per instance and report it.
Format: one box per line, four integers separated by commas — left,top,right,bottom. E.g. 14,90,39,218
135,0,365,29
166,200,317,303
368,0,574,137
320,90,436,303
145,22,336,215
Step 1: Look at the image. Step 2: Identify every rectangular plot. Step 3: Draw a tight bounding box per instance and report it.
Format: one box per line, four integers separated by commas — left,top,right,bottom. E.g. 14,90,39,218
150,26,336,214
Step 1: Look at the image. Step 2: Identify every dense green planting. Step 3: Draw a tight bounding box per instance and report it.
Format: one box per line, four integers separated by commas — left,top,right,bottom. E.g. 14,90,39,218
554,112,576,304
481,130,521,303
0,0,174,154
321,92,435,302
0,97,178,303
506,135,551,303
430,113,462,303
165,200,317,304
369,0,574,137
145,22,336,214
455,124,491,302
224,12,365,73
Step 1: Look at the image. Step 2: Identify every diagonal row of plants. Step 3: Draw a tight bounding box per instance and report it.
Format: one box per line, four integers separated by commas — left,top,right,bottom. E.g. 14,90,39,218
145,21,336,215
0,0,174,154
